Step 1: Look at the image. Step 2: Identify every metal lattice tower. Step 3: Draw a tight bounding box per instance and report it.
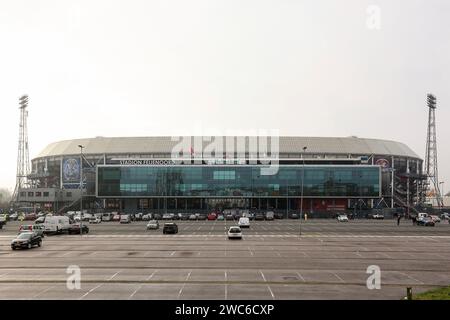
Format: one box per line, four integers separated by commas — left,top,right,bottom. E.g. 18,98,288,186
12,95,31,203
424,93,444,208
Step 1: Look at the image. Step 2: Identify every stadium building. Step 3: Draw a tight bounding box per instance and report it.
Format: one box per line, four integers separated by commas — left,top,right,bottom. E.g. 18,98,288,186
17,136,425,216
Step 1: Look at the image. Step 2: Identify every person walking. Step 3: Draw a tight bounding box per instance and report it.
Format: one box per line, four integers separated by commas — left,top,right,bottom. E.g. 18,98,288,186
397,215,401,226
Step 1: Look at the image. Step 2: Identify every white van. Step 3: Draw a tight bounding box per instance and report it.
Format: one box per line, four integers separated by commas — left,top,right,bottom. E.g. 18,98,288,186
102,213,113,222
43,216,71,234
238,217,250,228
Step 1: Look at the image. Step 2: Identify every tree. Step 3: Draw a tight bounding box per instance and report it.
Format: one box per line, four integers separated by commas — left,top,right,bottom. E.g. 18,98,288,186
0,188,12,208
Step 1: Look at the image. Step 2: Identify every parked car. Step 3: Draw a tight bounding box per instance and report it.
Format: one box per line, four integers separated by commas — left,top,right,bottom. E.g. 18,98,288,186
265,211,275,221
369,213,385,220
227,226,242,240
25,213,37,221
197,214,208,221
217,215,225,221
288,213,299,219
188,214,197,221
238,217,250,228
112,214,121,222
417,217,435,227
146,220,159,230
255,213,265,221
429,215,441,223
337,214,349,222
163,223,178,234
225,214,234,221
89,217,102,224
135,213,143,221
34,216,45,224
9,213,19,221
120,215,131,224
440,212,450,220
19,224,45,237
153,213,162,220
274,212,284,219
11,232,42,250
142,214,152,221
207,213,217,221
162,214,173,220
68,223,90,234
102,213,113,222
180,213,190,221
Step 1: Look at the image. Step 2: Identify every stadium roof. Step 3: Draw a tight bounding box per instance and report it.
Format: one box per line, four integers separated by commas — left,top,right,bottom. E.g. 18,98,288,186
34,136,421,160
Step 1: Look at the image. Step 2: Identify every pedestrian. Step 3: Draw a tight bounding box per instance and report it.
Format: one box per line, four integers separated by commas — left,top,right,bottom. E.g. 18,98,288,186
412,216,416,225
397,215,401,226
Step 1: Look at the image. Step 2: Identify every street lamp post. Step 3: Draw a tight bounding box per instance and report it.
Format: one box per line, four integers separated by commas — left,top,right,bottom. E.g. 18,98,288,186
78,145,84,236
439,181,445,208
300,146,307,237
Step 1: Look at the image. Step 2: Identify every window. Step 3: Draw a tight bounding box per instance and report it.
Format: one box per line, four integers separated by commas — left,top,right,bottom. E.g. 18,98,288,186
66,192,72,197
35,192,42,197
20,192,26,197
28,192,34,197
43,192,49,197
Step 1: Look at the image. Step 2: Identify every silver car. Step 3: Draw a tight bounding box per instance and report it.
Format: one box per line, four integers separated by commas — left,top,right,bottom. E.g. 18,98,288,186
147,220,159,230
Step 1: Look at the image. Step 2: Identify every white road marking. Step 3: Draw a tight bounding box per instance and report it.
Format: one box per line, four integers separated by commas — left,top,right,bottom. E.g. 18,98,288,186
332,273,345,283
296,272,306,282
177,270,192,299
260,270,267,282
398,272,425,285
170,251,176,257
146,270,157,281
33,286,55,298
107,270,121,281
267,286,275,300
78,284,103,300
128,284,142,300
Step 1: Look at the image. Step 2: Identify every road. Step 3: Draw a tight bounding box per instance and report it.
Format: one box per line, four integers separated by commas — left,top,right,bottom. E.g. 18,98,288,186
0,219,449,300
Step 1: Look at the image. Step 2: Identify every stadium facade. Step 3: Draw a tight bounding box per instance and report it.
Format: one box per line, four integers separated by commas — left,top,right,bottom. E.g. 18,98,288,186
17,136,426,215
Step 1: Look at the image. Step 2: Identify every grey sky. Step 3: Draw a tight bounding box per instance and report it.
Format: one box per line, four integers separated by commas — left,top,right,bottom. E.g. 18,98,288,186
0,0,449,193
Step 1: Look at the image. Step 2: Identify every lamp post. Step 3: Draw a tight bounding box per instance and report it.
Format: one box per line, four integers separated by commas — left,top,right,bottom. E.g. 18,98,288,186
300,146,307,237
78,145,84,236
439,181,445,208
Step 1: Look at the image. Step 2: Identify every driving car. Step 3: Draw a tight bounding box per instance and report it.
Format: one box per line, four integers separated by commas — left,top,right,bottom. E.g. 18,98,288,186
416,217,435,227
68,223,90,234
146,220,159,230
11,232,42,250
19,224,45,237
163,223,178,234
227,226,242,240
337,214,349,222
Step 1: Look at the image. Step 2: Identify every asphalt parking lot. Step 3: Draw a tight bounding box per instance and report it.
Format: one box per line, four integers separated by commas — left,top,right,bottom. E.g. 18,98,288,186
1,219,449,300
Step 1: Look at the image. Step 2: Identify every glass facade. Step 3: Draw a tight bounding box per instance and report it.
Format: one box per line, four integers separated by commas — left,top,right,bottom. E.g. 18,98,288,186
97,165,380,198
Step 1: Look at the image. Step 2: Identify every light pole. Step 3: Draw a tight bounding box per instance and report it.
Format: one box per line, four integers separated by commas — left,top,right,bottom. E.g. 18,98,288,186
78,145,84,236
439,181,445,207
300,146,307,236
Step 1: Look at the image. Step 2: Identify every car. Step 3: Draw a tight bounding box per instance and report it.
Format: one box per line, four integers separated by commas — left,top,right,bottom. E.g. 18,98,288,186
146,220,159,230
153,213,162,220
225,214,234,221
429,215,441,223
274,212,284,219
120,215,131,224
101,213,113,222
163,223,178,234
217,215,225,221
370,213,385,220
227,226,242,240
24,213,37,221
19,224,45,237
89,217,102,224
112,214,121,222
34,216,45,224
417,217,435,227
180,214,190,221
337,214,349,222
440,212,450,220
135,213,143,221
9,213,19,221
142,214,152,221
207,213,217,221
11,232,42,250
68,223,90,234
265,211,275,221
162,214,173,220
255,213,265,221
197,214,207,221
288,213,299,219
188,214,197,221
42,216,71,234
238,217,250,228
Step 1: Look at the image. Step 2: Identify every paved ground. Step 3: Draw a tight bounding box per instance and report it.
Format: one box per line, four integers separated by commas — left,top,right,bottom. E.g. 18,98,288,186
0,219,449,300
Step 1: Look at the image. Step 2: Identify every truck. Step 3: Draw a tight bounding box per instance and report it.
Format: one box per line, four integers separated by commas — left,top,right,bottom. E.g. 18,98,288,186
42,216,71,234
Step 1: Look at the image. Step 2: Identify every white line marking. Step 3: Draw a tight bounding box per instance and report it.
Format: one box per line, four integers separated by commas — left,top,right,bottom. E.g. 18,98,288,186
107,271,121,281
260,270,267,282
78,284,103,300
128,284,142,300
267,286,275,300
146,270,157,281
332,273,345,283
170,251,176,256
296,272,306,282
32,286,55,298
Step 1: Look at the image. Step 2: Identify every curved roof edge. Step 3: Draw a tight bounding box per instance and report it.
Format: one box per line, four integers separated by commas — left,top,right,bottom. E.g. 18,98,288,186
34,136,422,160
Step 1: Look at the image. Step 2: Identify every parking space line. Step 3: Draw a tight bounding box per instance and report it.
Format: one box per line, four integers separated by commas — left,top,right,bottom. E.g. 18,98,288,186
146,270,157,281
398,272,425,285
177,270,192,300
267,285,275,300
128,284,142,300
332,272,345,283
296,272,306,282
78,284,103,300
107,270,121,281
32,285,55,298
259,270,267,282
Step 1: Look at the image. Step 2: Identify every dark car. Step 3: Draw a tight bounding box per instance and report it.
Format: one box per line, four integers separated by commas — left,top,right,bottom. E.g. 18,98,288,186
180,214,190,221
225,214,234,221
416,217,435,227
68,223,90,234
255,214,265,221
289,213,300,219
11,232,42,250
274,213,284,219
163,223,178,234
153,214,162,220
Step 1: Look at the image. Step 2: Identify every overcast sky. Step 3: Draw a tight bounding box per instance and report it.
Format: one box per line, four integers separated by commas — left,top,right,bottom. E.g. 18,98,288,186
0,0,449,193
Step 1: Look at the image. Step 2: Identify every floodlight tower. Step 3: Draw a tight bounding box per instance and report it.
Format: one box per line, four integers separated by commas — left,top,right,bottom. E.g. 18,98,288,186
424,93,444,208
12,95,31,204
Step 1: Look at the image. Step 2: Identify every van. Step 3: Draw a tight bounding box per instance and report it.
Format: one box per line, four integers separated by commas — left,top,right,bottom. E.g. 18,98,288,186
238,217,250,228
42,216,71,234
102,213,113,222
